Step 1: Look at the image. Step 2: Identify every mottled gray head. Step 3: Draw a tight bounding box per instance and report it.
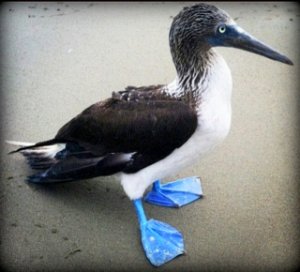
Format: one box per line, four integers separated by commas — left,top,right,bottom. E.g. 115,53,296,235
169,3,230,72
170,4,230,53
170,3,292,77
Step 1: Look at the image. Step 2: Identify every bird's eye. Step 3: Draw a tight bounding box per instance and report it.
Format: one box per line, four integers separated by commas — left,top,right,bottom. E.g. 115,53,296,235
218,25,226,34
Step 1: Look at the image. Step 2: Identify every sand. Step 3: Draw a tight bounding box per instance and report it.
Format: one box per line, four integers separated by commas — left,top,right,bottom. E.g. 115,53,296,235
1,2,299,271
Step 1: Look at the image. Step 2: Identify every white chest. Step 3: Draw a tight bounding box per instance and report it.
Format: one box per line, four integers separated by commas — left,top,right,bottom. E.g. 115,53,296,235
121,52,233,200
168,51,233,147
197,52,232,141
165,53,233,173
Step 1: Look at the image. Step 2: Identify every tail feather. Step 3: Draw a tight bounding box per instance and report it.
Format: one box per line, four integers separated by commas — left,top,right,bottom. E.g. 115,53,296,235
27,156,58,170
7,139,133,184
6,140,35,147
7,139,63,154
25,153,130,183
7,139,66,170
26,172,74,183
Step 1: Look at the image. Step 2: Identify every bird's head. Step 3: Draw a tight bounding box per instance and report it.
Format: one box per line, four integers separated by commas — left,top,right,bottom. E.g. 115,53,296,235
169,3,293,69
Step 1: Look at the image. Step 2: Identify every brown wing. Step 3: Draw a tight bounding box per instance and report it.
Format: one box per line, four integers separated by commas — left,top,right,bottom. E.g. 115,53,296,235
55,87,197,172
19,86,198,182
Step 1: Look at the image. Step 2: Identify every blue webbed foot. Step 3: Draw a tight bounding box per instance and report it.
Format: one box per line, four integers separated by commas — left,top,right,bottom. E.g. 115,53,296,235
141,219,184,266
144,176,203,208
134,199,184,266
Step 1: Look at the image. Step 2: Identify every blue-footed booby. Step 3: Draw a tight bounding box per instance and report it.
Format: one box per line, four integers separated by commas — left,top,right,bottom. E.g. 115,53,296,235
8,3,292,267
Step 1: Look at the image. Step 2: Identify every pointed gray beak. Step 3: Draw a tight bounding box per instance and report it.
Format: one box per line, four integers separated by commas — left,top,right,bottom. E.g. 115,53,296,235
222,25,293,65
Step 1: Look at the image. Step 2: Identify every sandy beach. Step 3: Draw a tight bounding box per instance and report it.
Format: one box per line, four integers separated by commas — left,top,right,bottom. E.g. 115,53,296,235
1,2,299,271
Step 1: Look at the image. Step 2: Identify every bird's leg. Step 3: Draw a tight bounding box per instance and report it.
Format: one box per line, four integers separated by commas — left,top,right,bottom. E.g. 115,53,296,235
144,177,203,208
133,199,184,266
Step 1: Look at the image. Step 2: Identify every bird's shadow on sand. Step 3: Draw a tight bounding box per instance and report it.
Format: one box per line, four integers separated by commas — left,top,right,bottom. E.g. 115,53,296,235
24,175,178,226
5,153,181,231
25,176,135,224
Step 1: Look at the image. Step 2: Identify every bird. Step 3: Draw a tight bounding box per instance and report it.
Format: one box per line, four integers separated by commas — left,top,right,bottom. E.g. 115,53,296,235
8,3,293,267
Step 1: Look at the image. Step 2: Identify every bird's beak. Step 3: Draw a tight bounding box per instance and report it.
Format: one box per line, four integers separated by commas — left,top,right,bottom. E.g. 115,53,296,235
223,25,293,65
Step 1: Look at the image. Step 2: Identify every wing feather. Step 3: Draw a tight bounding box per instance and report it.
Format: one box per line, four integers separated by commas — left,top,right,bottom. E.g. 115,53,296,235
54,94,197,172
17,86,198,180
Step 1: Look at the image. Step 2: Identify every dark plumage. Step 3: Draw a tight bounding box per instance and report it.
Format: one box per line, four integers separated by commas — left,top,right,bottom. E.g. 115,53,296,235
14,85,197,182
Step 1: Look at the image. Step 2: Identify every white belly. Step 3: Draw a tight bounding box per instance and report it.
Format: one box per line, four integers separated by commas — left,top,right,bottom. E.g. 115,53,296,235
121,51,232,199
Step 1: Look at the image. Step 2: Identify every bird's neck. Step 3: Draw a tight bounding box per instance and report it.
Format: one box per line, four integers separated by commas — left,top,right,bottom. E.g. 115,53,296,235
167,48,217,107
